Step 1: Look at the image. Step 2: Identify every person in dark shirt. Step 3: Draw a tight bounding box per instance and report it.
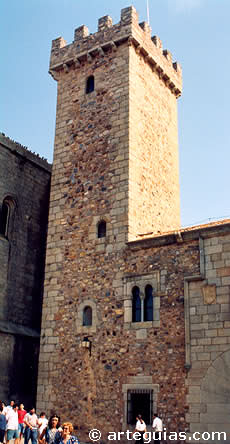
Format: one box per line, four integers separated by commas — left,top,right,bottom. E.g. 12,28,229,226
39,414,61,444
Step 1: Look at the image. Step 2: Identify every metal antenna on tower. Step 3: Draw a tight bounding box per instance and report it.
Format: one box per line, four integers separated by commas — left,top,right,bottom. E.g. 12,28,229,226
147,0,150,25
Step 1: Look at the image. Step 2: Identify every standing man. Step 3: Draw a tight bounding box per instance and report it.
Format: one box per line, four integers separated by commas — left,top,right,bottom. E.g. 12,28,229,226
24,407,39,444
6,403,19,444
152,412,163,444
6,400,15,414
18,404,27,443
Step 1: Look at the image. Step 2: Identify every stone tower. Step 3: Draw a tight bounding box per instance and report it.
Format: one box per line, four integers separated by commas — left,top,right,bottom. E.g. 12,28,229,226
37,6,182,440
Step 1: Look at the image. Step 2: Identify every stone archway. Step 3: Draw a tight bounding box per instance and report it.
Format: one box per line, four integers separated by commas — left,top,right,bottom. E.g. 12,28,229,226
200,350,230,442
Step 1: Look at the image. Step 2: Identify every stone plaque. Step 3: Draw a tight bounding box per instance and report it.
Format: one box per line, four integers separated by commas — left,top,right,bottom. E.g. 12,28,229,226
202,285,216,304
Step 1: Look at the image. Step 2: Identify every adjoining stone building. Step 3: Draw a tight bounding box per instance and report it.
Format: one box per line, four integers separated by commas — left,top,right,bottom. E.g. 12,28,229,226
0,133,51,406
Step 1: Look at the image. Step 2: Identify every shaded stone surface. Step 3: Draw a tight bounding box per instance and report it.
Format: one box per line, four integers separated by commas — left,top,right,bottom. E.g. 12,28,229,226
0,133,51,405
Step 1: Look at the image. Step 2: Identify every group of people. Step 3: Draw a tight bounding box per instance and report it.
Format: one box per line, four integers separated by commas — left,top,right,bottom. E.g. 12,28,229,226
134,413,163,443
0,400,163,444
0,401,78,444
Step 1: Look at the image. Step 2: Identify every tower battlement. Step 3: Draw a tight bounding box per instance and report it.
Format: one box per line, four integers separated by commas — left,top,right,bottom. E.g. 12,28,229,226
50,6,182,97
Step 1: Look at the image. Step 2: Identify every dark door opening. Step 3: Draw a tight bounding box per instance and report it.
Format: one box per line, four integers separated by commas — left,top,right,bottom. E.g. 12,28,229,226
127,390,152,425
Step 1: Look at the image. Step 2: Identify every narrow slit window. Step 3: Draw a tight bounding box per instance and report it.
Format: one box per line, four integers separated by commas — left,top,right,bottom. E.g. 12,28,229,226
132,286,141,323
144,285,153,321
0,200,10,237
86,75,94,94
97,220,106,238
83,306,92,326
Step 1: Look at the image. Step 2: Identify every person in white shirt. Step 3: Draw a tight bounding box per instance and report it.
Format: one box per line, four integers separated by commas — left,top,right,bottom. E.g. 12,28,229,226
6,401,15,414
38,412,48,439
6,404,19,444
134,414,146,444
152,413,163,444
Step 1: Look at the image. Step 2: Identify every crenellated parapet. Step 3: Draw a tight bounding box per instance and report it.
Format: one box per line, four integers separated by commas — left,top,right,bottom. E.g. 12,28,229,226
49,6,182,97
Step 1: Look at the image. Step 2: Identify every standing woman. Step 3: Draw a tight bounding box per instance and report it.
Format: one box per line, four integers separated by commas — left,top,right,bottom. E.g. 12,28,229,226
134,414,146,444
54,423,78,444
39,415,61,444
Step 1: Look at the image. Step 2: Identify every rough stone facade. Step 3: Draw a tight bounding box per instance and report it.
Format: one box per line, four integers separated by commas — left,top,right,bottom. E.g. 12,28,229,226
4,5,228,444
128,30,181,239
0,133,51,405
48,6,182,242
36,5,184,441
185,228,230,440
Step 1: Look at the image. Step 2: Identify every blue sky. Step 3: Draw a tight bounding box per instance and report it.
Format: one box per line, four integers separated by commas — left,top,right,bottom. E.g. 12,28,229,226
1,0,230,227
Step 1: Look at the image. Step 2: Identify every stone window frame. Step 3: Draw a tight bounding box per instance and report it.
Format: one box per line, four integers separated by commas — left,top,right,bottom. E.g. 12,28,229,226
122,378,159,430
90,215,111,243
123,272,161,329
76,299,98,333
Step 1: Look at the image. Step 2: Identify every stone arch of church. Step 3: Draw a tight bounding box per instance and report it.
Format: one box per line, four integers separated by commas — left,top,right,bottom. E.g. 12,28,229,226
200,349,230,439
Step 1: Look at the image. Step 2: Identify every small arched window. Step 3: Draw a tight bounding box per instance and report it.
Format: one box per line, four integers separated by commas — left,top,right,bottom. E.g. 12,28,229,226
132,286,141,323
97,220,106,238
86,75,94,94
144,285,153,321
0,197,14,238
83,306,92,326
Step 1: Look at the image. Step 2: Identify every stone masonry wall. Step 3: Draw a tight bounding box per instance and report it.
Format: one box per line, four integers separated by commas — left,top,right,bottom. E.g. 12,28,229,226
0,133,51,404
185,228,230,442
0,332,15,401
0,237,9,320
38,227,200,442
129,43,180,238
48,6,182,243
37,7,183,440
0,134,51,329
37,6,183,442
38,28,131,415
